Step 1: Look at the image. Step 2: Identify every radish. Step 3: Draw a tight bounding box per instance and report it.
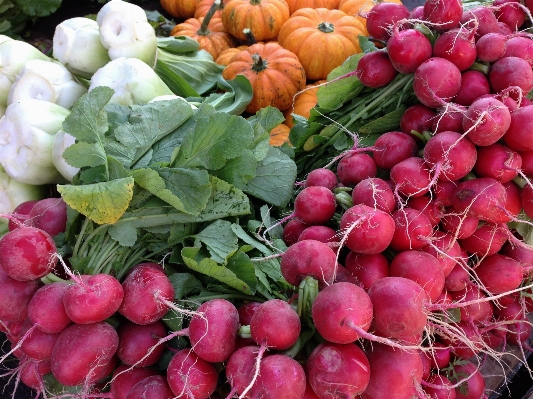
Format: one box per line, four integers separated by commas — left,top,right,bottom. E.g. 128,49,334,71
304,168,338,191
423,0,462,31
0,225,57,281
110,364,159,399
298,225,339,244
423,374,456,399
372,131,418,171
7,200,38,231
166,349,218,399
412,57,462,108
365,3,410,41
50,321,119,387
253,354,306,399
390,157,432,198
453,71,491,106
117,320,167,367
458,222,509,257
400,105,436,139
494,0,527,30
503,36,533,67
432,28,476,71
386,28,433,74
475,253,523,295
311,282,373,344
502,105,533,151
344,252,390,290
339,204,396,255
407,195,442,227
462,96,511,147
461,6,500,38
475,32,507,63
439,208,479,240
282,218,308,246
451,361,485,399
225,345,261,398
307,342,371,398
489,56,533,94
390,208,433,252
336,152,377,187
27,197,68,237
432,104,466,133
126,375,174,399
27,282,71,334
351,177,396,214
293,186,337,225
450,285,493,323
421,231,463,277
20,327,59,361
474,143,521,183
250,299,300,350
355,50,398,89
0,267,41,322
63,273,124,324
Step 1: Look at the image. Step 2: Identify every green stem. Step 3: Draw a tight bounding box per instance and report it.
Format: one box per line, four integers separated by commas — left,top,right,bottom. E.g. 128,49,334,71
197,0,221,36
41,272,69,284
77,223,110,257
73,217,91,257
191,293,268,303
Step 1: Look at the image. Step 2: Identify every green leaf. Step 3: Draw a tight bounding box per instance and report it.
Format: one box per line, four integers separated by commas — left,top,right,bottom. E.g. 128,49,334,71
211,150,257,189
168,272,203,300
108,223,138,247
358,105,407,134
203,75,253,115
157,36,200,53
194,220,239,264
359,35,379,53
63,86,113,143
249,106,288,133
62,142,107,168
57,177,134,225
318,55,364,110
243,147,297,207
12,0,61,16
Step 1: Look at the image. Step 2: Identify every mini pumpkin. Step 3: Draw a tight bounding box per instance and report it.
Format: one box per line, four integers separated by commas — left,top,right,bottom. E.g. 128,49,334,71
215,28,263,66
285,0,341,15
171,1,236,60
277,8,366,80
270,123,291,146
160,0,201,19
194,0,228,18
283,80,326,128
222,42,306,114
221,0,290,41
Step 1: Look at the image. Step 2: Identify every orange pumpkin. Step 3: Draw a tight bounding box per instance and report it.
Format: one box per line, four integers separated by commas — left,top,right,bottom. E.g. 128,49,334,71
171,2,236,60
160,0,201,19
283,80,326,128
222,42,306,114
285,0,341,15
270,123,291,146
194,0,227,18
221,0,290,41
338,0,402,31
277,8,366,80
215,28,262,65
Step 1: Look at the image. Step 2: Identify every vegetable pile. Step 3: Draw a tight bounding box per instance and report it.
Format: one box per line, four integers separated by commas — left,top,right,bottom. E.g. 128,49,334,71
2,0,533,398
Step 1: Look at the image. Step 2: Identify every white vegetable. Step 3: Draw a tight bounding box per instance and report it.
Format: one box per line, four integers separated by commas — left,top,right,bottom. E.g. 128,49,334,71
52,130,79,183
53,17,111,79
89,57,174,106
0,39,50,105
97,0,157,66
8,59,87,108
0,99,70,185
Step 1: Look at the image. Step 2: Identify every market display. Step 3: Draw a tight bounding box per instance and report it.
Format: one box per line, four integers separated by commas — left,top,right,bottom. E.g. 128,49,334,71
1,0,533,398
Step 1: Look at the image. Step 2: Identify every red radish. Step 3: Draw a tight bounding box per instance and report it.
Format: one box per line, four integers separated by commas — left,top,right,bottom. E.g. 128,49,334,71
304,168,337,191
423,374,456,399
282,218,308,246
432,104,466,133
432,28,476,71
475,253,523,294
126,375,174,399
400,105,436,139
463,96,511,147
489,56,533,94
461,6,500,38
19,358,49,391
27,197,68,237
386,28,433,74
439,320,485,359
458,222,509,257
7,200,38,231
189,298,239,362
390,208,433,252
339,204,395,255
521,150,533,176
365,3,410,41
494,0,526,30
372,131,418,170
439,209,479,240
0,226,57,281
280,239,337,287
0,267,41,322
390,250,445,302
225,345,261,398
451,178,510,223
503,36,533,67
351,177,396,213
408,195,442,227
117,320,167,367
250,299,300,350
423,131,477,181
236,302,261,347
444,262,471,292
298,225,339,244
311,282,373,344
502,240,533,275
166,349,218,399
110,364,159,399
426,342,452,369
433,180,459,207
355,50,398,88
475,32,507,62
344,251,389,290
50,321,119,386
307,342,371,398
362,343,423,399
368,276,429,340
473,143,521,183
20,327,59,361
423,0,462,31
453,71,491,106
390,157,432,198
118,262,175,325
293,186,337,225
502,105,533,151
450,285,493,323
27,282,71,334
452,362,485,399
63,273,124,324
413,57,462,108
336,152,377,187
253,354,306,399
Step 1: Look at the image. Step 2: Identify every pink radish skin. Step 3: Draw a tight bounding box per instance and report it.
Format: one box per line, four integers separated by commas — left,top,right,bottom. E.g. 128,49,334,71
450,285,493,323
473,143,521,183
304,168,338,191
118,262,175,325
298,225,339,244
368,276,429,340
461,6,500,38
307,342,371,399
7,200,38,231
336,152,377,187
126,375,174,399
413,57,462,108
282,218,308,246
27,198,67,237
63,273,124,325
19,358,49,391
311,282,373,344
387,29,433,74
423,374,456,399
433,180,458,207
0,226,57,281
400,105,436,141
372,131,418,170
421,231,464,280
351,177,396,214
344,252,390,291
439,208,479,239
339,204,395,255
494,0,526,30
390,157,432,198
454,71,491,106
294,186,337,225
189,298,239,362
166,349,218,399
475,253,523,294
280,239,337,287
408,195,442,227
432,104,466,133
502,105,533,152
27,282,71,334
423,0,462,31
0,267,41,322
50,321,119,387
250,299,300,350
254,354,307,399
462,97,511,147
475,32,507,62
503,36,533,67
432,28,476,70
117,320,167,367
489,56,533,94
110,364,159,399
459,222,509,257
225,345,261,398
390,208,433,252
355,51,398,88
453,362,485,399
365,3,410,41
20,328,59,361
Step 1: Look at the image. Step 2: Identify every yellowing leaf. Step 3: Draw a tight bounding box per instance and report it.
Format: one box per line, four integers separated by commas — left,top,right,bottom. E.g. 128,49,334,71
57,177,134,225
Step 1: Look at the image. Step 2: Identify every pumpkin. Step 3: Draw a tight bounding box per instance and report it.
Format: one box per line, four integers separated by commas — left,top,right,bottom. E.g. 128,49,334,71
160,0,201,19
194,0,227,18
270,123,291,146
222,42,306,114
170,1,236,60
338,0,402,31
277,8,366,80
285,0,341,15
215,28,262,66
221,0,290,41
283,80,325,128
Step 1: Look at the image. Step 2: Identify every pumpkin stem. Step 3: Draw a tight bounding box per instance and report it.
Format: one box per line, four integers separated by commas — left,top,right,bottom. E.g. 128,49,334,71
197,0,221,36
317,21,335,33
250,0,261,4
242,28,257,46
251,53,268,72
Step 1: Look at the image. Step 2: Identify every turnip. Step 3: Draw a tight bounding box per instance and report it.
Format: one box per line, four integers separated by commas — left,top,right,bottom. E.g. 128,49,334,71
307,342,371,399
126,375,174,399
351,177,396,214
166,349,218,399
386,28,433,74
344,252,390,291
412,57,462,109
50,321,119,387
462,97,511,147
117,320,167,367
372,131,418,171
